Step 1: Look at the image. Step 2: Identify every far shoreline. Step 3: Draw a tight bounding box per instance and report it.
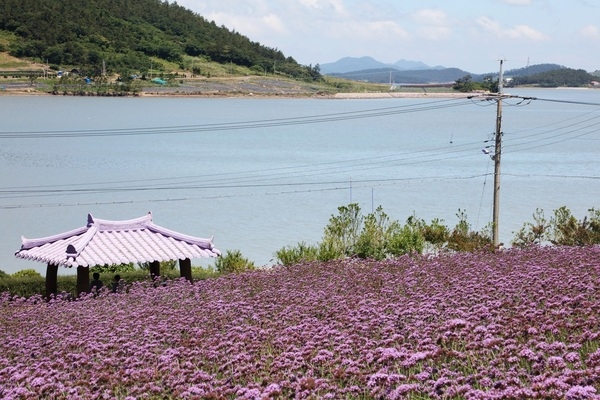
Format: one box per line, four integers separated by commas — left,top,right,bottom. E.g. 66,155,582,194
0,85,597,99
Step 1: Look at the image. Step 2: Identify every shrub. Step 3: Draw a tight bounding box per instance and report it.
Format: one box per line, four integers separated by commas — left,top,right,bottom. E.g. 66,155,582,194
0,268,217,298
11,268,42,278
137,260,178,273
277,204,493,264
446,209,492,252
213,250,255,274
386,215,426,256
0,275,46,298
91,263,136,274
190,265,219,280
511,207,600,248
275,242,319,266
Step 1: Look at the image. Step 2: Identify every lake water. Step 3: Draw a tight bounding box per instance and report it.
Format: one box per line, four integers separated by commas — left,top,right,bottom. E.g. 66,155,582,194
1,88,599,274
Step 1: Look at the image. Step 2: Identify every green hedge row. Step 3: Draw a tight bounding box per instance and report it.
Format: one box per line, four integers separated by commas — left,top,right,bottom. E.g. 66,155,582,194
0,269,220,298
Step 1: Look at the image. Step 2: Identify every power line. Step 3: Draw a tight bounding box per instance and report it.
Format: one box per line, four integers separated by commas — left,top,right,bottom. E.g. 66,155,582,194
1,106,597,199
0,98,478,139
1,171,597,210
1,92,598,213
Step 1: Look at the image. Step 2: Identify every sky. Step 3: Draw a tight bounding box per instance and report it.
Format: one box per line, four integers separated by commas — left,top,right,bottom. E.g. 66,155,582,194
173,0,600,74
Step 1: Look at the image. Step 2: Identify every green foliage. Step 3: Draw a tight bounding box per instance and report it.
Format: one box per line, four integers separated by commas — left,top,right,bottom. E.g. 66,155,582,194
0,269,7,278
213,250,255,274
509,68,594,87
385,216,426,257
550,207,600,246
275,242,320,266
453,74,498,92
0,273,77,298
190,265,219,280
511,207,600,247
0,268,217,298
421,218,450,253
276,204,429,265
11,268,42,278
0,275,47,298
137,260,177,272
512,208,549,248
446,209,493,252
316,239,344,262
0,0,314,79
453,75,477,92
91,263,136,274
323,203,363,256
50,73,141,96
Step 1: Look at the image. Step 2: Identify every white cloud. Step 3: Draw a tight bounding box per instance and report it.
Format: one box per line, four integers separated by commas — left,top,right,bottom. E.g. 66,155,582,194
580,25,600,39
329,20,409,41
411,9,452,40
418,26,452,41
476,16,547,40
412,9,448,26
297,0,347,16
261,13,288,34
496,0,533,5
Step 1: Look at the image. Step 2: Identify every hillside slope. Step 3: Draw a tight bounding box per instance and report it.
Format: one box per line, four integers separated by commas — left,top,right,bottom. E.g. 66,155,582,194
0,0,310,79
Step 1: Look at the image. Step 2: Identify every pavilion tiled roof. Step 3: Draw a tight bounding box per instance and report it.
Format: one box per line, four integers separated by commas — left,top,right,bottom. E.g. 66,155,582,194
15,212,220,268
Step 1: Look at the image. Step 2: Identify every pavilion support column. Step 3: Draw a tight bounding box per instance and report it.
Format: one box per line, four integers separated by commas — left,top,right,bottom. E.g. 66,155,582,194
150,260,160,281
45,263,58,299
179,258,192,283
76,266,89,297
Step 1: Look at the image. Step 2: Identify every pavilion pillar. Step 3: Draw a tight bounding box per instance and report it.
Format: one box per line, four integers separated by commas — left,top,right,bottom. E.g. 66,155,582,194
76,266,89,297
179,258,193,283
45,263,58,299
149,260,160,280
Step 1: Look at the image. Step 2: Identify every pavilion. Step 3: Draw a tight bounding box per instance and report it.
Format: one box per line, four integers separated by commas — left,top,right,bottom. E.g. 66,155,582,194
15,212,221,297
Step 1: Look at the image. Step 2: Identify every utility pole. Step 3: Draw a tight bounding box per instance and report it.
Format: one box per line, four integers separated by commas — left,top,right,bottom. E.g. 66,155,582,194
492,60,504,248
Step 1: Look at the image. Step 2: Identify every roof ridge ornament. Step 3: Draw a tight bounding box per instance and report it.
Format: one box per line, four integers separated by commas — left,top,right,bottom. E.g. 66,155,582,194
66,244,78,261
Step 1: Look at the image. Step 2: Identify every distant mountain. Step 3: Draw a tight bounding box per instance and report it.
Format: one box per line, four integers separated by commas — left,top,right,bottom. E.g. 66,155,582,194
393,59,442,71
320,56,440,75
323,58,570,85
502,64,565,78
329,67,470,84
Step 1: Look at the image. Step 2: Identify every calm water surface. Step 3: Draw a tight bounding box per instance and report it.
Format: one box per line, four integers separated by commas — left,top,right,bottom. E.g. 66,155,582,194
1,88,599,273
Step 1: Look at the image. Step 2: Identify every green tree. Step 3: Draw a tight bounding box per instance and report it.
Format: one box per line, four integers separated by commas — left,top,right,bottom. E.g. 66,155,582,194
481,75,499,92
453,75,477,92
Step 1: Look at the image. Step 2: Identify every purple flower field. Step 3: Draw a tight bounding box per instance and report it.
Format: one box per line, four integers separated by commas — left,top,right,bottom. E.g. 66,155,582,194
1,246,600,399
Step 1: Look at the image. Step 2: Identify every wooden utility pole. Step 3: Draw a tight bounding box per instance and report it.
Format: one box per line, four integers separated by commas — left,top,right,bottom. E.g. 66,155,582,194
492,60,504,248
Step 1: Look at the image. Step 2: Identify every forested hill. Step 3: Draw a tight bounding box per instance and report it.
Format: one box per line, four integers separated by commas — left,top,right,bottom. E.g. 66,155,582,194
0,0,311,78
